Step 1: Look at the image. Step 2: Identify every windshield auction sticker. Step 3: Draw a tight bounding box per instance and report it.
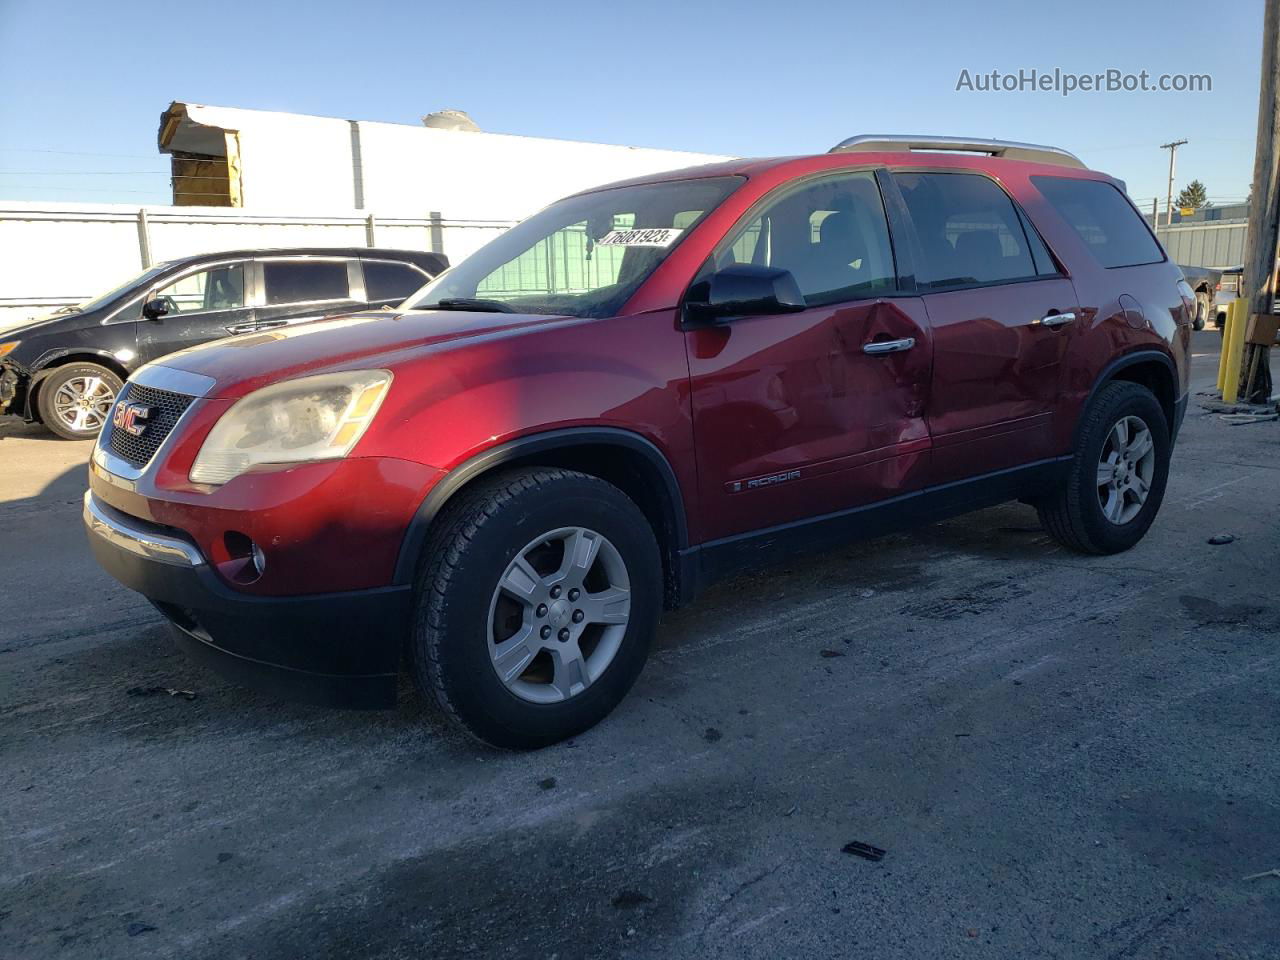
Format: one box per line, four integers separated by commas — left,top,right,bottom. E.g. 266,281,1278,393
594,227,682,247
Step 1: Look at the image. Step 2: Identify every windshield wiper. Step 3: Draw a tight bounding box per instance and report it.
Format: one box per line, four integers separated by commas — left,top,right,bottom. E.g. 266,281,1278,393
430,298,517,313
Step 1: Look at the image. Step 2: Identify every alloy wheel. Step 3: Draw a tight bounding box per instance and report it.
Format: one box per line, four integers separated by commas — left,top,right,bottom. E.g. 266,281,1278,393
486,526,631,704
1096,415,1155,525
51,376,115,434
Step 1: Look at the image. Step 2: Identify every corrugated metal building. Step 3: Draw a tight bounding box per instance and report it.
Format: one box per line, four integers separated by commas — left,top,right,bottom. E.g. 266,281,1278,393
1156,219,1248,269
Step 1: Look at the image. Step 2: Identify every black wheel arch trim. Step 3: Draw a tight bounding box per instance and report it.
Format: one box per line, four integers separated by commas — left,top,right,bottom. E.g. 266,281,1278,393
1075,348,1180,443
32,347,134,376
392,427,691,587
22,351,129,421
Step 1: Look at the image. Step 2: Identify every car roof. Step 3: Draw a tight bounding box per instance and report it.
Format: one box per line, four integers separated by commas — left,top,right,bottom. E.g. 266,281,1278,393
577,151,1116,195
158,247,445,268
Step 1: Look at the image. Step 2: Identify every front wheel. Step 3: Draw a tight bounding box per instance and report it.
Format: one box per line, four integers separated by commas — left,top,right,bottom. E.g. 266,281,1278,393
1037,381,1171,554
36,362,123,441
409,467,662,749
1193,292,1210,331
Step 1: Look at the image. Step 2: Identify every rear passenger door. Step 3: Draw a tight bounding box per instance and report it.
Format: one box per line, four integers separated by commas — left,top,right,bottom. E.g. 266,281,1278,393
892,171,1079,483
252,257,364,331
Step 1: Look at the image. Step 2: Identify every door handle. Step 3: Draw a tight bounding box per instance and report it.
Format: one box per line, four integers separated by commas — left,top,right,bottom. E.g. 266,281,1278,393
225,321,257,335
1038,311,1076,328
862,337,916,356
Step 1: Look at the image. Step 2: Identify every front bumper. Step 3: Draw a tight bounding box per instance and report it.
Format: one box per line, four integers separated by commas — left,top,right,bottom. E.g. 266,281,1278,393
0,363,19,415
84,491,410,708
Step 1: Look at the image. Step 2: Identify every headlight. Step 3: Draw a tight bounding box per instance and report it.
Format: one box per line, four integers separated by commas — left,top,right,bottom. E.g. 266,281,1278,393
0,341,20,359
189,370,392,485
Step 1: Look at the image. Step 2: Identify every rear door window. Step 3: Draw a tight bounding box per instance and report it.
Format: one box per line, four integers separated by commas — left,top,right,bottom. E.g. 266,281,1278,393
894,172,1037,289
262,260,350,305
1032,176,1164,268
363,261,427,302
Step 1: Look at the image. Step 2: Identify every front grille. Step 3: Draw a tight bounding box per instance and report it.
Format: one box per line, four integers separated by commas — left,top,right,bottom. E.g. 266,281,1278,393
107,382,195,468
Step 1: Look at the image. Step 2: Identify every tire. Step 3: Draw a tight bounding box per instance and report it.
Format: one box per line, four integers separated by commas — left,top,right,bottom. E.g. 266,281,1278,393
1037,381,1171,555
409,467,662,749
36,362,123,441
1193,292,1209,331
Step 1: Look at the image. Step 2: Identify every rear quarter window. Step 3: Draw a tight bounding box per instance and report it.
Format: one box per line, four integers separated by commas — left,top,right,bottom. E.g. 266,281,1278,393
1032,177,1164,269
363,261,427,301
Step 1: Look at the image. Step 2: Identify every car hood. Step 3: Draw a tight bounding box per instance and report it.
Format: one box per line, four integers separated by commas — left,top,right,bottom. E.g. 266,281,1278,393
1,310,90,343
149,309,576,399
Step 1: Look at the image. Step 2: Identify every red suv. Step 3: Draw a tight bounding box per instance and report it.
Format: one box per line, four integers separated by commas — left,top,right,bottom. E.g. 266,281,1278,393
85,137,1192,748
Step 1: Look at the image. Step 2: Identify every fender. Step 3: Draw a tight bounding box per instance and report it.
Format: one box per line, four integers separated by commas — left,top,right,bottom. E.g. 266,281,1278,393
20,349,132,421
1073,347,1179,446
392,427,691,587
32,346,136,375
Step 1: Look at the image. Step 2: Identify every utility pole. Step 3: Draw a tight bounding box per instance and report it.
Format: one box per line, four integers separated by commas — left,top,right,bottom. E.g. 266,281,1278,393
1239,0,1280,404
1160,139,1188,227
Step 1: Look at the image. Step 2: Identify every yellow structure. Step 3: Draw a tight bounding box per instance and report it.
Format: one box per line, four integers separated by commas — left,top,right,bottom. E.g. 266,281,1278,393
1221,299,1249,403
1217,300,1235,391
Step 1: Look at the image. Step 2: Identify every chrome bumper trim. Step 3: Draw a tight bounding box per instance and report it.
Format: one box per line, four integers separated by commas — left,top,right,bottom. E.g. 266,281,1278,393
83,491,205,567
130,363,217,397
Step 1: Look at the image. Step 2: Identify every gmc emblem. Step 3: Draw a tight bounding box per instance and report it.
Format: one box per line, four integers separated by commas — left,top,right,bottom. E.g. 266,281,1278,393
112,400,155,437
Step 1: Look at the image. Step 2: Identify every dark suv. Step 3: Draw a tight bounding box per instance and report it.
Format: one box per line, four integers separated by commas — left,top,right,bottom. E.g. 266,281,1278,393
83,137,1191,748
0,247,446,439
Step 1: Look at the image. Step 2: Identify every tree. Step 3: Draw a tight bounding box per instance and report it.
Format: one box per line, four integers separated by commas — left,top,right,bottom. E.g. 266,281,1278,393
1176,180,1208,209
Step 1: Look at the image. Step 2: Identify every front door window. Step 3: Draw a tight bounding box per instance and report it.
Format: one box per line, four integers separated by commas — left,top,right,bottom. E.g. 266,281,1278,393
153,264,245,314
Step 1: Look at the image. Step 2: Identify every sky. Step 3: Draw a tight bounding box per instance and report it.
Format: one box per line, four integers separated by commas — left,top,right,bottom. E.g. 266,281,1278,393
0,0,1265,212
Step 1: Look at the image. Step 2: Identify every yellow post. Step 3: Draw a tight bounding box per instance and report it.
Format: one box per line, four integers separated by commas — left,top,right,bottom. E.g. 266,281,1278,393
1213,300,1233,391
1218,299,1237,391
1222,298,1249,403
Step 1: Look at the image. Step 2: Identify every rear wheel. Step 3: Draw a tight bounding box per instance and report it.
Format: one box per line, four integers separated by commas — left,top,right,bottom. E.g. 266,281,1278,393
1037,381,1170,554
409,467,661,749
36,362,122,441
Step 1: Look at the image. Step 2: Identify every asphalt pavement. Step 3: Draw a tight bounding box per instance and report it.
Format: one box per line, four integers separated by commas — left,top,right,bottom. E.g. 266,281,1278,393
2,331,1278,959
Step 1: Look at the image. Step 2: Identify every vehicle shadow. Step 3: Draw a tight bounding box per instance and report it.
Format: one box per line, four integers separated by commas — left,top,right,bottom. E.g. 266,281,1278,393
3,416,1054,758
0,446,473,757
0,415,61,441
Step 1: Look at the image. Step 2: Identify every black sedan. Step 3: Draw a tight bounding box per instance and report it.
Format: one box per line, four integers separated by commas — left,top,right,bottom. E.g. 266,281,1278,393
0,247,447,439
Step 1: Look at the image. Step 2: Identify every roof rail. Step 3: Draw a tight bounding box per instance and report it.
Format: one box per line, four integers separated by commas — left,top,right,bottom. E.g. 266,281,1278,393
829,135,1087,170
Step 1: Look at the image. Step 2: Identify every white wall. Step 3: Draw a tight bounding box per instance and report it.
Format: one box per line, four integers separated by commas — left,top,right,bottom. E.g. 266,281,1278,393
0,202,513,334
169,102,727,222
356,120,726,221
1,105,730,335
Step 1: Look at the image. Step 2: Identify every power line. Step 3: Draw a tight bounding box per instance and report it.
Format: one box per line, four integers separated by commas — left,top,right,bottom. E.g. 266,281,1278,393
0,185,179,196
0,171,228,181
0,170,171,176
0,147,172,159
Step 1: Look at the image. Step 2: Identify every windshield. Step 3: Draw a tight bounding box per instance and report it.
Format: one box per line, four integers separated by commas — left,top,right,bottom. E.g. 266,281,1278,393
404,176,743,318
72,263,172,314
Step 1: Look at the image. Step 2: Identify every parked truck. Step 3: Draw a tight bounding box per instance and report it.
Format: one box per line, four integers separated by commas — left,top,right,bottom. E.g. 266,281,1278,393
1176,264,1222,331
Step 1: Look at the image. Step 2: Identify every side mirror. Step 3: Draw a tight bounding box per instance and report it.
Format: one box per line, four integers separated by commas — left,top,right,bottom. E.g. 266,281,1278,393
142,298,170,320
683,264,806,326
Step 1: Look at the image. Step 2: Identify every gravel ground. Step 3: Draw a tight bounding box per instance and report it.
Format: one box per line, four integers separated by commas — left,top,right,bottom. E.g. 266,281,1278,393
2,332,1278,959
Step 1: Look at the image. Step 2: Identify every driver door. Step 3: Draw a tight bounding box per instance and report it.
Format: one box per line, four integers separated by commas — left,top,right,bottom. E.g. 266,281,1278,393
136,261,254,364
685,170,932,542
